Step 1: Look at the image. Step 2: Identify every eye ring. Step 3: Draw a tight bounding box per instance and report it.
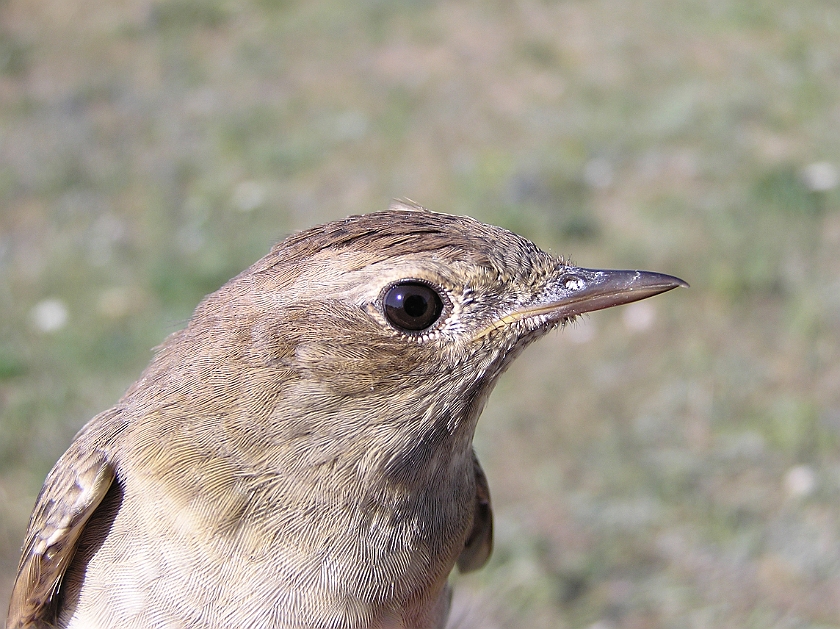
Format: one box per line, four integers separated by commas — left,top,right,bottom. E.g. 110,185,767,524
382,280,445,333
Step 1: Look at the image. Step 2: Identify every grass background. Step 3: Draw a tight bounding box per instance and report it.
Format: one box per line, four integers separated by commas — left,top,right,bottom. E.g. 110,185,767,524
2,0,840,627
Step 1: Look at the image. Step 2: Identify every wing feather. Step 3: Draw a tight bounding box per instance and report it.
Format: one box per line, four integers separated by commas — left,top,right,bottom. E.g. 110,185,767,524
6,447,115,629
456,451,493,573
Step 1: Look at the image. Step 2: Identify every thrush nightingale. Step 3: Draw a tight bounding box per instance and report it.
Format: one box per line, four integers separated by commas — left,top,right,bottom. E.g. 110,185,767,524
7,201,686,629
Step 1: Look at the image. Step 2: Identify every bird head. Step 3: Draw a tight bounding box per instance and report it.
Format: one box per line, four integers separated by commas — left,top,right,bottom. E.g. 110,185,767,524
138,202,685,483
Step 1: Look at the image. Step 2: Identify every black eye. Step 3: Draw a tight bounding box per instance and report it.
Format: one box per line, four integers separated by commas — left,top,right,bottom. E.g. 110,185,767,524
383,281,444,332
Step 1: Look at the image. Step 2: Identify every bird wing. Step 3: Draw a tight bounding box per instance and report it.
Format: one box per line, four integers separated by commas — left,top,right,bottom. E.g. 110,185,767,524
6,444,115,629
456,450,493,573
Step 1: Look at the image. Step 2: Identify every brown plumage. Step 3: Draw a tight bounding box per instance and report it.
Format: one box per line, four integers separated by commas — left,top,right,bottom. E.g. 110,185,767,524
7,202,686,629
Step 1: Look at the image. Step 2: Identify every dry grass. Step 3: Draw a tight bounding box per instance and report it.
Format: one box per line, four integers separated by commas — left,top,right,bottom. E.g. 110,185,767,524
2,0,840,627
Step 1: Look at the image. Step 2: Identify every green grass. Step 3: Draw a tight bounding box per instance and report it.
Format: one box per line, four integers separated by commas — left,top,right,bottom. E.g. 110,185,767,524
2,0,840,626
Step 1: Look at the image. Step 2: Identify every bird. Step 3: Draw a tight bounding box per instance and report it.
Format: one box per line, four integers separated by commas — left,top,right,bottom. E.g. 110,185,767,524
7,201,686,629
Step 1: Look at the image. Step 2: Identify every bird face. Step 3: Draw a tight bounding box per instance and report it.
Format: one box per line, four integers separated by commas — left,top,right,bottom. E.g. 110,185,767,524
181,204,685,475
236,204,684,406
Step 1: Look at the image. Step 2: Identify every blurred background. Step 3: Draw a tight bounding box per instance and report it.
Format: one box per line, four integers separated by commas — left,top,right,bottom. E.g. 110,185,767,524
1,0,839,627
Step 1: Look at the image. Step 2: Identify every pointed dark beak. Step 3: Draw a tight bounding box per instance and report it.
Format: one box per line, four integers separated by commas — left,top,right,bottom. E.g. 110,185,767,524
474,267,687,340
536,267,688,321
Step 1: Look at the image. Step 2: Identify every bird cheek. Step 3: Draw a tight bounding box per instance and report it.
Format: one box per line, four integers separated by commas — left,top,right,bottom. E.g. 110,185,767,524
291,341,412,396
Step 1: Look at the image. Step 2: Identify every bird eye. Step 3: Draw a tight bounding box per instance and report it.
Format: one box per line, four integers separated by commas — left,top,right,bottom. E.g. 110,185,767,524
383,281,444,332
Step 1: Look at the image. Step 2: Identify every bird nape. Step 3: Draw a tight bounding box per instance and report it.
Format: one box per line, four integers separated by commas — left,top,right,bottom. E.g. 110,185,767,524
7,201,686,629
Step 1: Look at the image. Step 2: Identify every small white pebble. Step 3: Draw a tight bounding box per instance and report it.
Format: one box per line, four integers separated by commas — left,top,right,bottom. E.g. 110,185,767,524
784,465,816,498
31,298,69,333
622,301,657,332
232,181,266,212
801,161,838,192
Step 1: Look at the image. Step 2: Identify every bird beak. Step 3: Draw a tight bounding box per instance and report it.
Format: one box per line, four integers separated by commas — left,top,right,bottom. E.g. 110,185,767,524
532,267,689,322
476,268,687,339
